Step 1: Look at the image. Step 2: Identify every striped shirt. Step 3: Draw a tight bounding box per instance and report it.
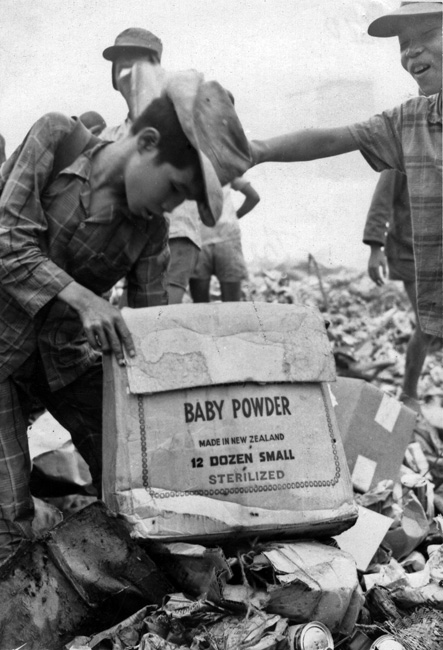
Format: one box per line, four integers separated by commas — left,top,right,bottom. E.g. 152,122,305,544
349,93,442,338
0,112,169,389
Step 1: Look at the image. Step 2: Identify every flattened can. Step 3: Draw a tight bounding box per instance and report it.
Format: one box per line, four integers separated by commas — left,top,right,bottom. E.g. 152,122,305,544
370,634,405,649
287,622,334,649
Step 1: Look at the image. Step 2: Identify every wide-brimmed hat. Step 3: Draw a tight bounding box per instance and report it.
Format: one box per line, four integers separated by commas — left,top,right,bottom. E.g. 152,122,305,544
368,1,443,37
103,28,163,89
164,70,252,226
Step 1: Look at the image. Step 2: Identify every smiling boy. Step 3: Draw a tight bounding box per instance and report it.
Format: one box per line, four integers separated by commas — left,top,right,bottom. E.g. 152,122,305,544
251,2,442,340
0,70,251,562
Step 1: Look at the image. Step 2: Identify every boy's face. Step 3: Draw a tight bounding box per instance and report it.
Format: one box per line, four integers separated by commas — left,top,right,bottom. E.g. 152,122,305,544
398,16,442,96
124,145,204,219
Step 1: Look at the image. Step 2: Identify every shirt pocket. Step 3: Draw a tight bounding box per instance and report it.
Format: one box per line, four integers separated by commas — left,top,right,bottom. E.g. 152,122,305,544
73,250,136,294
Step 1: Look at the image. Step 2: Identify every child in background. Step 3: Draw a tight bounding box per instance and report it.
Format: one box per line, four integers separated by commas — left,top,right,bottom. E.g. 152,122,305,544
190,176,260,302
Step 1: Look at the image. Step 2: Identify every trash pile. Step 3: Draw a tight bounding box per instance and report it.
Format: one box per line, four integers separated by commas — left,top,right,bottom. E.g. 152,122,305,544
243,257,442,402
2,259,442,650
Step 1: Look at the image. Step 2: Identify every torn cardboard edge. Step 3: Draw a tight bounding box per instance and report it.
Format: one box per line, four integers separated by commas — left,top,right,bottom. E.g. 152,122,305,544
121,303,335,395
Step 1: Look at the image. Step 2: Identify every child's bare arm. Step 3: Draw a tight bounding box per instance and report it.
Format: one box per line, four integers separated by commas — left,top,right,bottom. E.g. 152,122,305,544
231,178,261,218
250,126,358,164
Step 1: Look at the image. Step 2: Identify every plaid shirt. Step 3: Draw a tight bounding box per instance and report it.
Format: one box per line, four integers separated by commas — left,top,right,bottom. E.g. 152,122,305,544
349,93,442,338
363,170,414,265
0,112,169,390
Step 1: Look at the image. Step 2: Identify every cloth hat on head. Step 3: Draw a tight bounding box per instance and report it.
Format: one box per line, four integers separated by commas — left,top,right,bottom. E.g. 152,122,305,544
368,1,443,37
103,28,163,89
164,70,252,227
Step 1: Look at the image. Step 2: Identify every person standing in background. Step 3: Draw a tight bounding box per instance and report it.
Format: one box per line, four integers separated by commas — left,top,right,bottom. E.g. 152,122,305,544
364,170,433,413
101,28,202,304
190,176,260,302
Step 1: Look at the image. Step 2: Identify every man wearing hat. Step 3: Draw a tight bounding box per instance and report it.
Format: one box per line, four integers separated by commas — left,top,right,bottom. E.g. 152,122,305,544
0,69,251,563
102,28,203,305
250,2,442,350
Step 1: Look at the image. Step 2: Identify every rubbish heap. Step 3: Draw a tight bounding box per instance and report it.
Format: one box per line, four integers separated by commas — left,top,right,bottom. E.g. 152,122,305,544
1,261,442,650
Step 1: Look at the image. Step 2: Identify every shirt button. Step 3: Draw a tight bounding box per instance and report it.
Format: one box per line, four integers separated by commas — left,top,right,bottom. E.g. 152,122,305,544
79,222,86,229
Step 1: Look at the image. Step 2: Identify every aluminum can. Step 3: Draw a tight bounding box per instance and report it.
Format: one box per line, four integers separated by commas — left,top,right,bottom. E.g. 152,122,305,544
287,622,334,649
370,634,405,649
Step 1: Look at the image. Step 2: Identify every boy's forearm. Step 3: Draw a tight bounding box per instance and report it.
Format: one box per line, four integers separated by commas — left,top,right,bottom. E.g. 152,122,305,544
251,126,357,164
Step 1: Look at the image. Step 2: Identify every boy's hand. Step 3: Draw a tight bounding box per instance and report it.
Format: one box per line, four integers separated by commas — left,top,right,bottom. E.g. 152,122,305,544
57,281,136,365
368,246,387,286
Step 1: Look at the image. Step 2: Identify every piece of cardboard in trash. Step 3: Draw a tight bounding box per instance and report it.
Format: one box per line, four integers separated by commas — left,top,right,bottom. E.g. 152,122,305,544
334,505,393,571
249,541,361,633
152,542,232,602
383,494,430,560
330,378,416,492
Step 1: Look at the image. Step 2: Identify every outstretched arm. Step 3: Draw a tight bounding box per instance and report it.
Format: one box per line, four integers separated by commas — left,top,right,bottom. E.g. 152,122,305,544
250,126,358,164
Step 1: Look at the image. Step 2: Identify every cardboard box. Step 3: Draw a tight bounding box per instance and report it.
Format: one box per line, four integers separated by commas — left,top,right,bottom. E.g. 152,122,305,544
103,303,358,542
330,377,416,492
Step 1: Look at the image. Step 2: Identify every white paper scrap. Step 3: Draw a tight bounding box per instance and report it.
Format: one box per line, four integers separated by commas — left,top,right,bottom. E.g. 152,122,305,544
334,506,393,571
352,455,377,493
374,393,401,433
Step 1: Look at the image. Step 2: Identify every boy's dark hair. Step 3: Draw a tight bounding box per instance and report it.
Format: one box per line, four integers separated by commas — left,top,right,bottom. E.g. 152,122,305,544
131,95,199,170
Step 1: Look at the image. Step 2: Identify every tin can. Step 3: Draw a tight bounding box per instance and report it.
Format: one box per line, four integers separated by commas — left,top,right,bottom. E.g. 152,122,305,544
370,634,405,649
401,473,428,510
287,622,334,649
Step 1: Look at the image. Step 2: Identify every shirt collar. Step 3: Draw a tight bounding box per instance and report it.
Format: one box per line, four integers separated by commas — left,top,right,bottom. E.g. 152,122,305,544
58,141,109,180
57,137,157,234
427,91,442,125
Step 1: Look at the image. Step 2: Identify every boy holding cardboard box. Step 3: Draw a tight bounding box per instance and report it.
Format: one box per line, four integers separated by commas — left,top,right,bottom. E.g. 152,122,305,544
250,2,442,342
0,70,251,563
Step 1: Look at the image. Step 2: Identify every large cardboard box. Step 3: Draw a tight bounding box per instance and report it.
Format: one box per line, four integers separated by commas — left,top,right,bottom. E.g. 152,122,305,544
103,303,358,542
330,377,416,492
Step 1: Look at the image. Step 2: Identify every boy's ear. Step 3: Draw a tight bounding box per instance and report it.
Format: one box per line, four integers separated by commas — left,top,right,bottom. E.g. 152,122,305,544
136,127,161,152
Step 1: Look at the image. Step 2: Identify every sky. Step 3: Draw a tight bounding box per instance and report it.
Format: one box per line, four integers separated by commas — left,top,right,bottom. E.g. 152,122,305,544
0,0,417,270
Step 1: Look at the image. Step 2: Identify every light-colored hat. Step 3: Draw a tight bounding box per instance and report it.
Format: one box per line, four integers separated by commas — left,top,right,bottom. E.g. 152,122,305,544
368,1,443,37
164,70,252,226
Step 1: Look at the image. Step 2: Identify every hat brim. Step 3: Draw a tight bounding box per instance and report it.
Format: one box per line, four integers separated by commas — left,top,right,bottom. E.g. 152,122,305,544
164,71,225,227
103,44,159,61
368,3,443,37
195,151,224,227
165,70,251,227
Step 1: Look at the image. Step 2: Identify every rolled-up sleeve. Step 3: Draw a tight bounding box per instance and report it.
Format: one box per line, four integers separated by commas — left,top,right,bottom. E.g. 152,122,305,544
0,113,75,317
348,104,406,174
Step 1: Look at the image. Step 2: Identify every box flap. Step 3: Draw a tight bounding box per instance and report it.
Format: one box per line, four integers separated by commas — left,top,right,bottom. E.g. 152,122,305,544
122,302,335,394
